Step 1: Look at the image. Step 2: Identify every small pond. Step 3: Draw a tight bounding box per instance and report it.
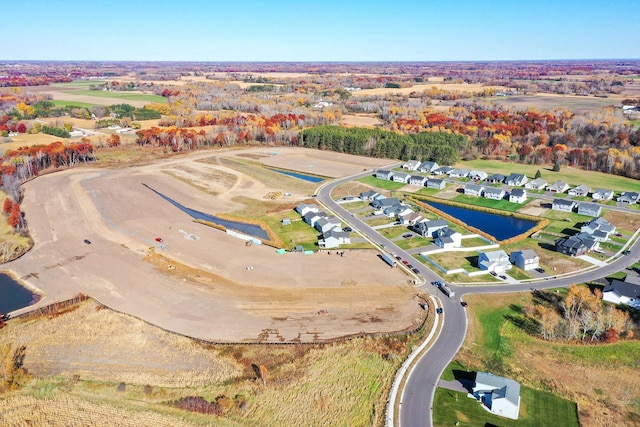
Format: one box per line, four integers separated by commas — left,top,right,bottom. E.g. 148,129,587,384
144,184,270,240
0,273,37,314
270,168,324,183
425,200,538,241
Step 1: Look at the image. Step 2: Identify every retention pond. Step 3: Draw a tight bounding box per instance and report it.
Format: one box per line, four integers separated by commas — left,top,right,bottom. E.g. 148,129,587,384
0,273,37,314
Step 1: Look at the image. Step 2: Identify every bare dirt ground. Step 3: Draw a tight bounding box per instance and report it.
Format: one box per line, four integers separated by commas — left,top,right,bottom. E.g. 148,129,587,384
7,147,421,343
341,114,382,127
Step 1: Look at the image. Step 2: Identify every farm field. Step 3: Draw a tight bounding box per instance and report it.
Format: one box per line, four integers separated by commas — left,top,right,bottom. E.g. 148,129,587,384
487,93,621,112
447,292,640,427
352,82,507,97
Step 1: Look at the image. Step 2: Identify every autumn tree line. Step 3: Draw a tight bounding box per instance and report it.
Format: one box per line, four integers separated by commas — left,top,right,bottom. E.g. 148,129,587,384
523,286,632,343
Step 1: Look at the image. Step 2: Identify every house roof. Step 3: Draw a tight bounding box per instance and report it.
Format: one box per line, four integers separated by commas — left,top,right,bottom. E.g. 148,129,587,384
425,219,448,228
619,191,640,202
510,188,526,197
604,279,640,299
404,160,421,168
475,372,521,406
437,226,460,237
420,161,438,170
592,188,613,197
484,187,505,196
360,190,379,198
527,177,547,187
552,198,575,208
512,249,539,260
578,202,602,215
465,184,485,192
570,183,591,194
486,173,506,182
480,250,508,261
506,173,526,183
549,181,569,191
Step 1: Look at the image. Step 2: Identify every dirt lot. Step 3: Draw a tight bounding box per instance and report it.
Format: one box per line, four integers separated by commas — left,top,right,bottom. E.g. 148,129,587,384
7,147,421,343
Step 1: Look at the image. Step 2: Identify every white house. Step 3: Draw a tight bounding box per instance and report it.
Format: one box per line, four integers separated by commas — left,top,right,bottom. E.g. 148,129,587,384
319,230,351,249
509,249,539,271
469,170,488,180
552,198,576,213
402,160,421,170
483,187,506,200
303,211,327,227
372,197,400,209
581,217,615,239
434,227,462,248
392,172,411,183
478,250,512,273
602,279,640,309
413,219,447,237
617,191,640,204
295,202,319,216
409,175,428,186
426,179,446,189
399,211,423,226
591,188,614,201
568,183,591,197
525,178,547,190
433,166,454,175
359,190,380,201
473,372,521,420
464,184,484,197
509,188,527,203
505,173,528,186
548,181,570,193
577,202,602,217
419,161,439,173
375,170,394,180
485,173,506,184
448,168,470,178
315,217,342,233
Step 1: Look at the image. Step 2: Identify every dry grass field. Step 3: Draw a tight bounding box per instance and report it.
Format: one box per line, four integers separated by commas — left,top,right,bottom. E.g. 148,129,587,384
0,298,426,427
488,93,622,112
352,83,507,97
341,114,383,127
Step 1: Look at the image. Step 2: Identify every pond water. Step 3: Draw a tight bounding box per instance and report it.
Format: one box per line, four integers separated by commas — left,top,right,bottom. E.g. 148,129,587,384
425,200,538,241
144,184,270,241
271,169,324,183
0,273,37,314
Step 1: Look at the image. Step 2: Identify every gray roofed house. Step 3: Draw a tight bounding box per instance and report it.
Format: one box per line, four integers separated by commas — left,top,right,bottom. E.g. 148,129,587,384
473,372,521,419
555,234,598,257
509,249,539,271
303,210,327,227
399,211,424,226
295,202,319,216
375,169,394,180
409,175,428,186
478,250,512,273
591,188,614,201
448,168,470,178
505,173,528,186
392,171,411,183
372,197,400,209
359,190,380,201
509,188,527,203
384,205,410,218
581,217,615,238
469,170,488,180
483,187,506,200
525,178,547,190
434,227,462,248
315,216,342,233
577,202,602,217
319,229,351,248
617,191,640,204
485,173,506,183
552,198,576,212
413,219,447,237
426,178,446,189
433,166,454,175
402,159,421,170
602,279,640,309
548,181,570,193
419,161,439,173
464,183,485,196
568,183,591,197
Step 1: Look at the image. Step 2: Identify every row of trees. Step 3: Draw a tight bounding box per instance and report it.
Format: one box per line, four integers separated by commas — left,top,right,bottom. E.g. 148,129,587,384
524,286,631,343
299,126,468,165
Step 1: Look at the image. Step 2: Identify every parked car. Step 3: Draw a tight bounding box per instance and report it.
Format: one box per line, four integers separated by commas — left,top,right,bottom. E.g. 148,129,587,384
403,260,409,265
402,233,413,238
395,256,402,260
412,268,420,274
343,227,352,232
461,301,468,307
535,267,545,274
623,250,631,255
84,239,91,245
432,281,442,286
490,271,497,277
407,264,414,269
499,275,507,280
436,308,443,314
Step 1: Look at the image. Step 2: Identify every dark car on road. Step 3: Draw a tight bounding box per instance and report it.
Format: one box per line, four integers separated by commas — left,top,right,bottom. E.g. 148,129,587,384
402,233,413,238
461,301,468,307
412,268,420,274
84,239,91,245
436,308,443,314
403,260,409,265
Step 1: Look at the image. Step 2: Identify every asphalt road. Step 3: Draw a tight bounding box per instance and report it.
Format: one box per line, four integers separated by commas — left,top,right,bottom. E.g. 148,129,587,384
316,170,640,427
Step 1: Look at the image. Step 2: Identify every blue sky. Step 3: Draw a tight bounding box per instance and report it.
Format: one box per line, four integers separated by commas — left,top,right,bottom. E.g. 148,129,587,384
2,0,639,61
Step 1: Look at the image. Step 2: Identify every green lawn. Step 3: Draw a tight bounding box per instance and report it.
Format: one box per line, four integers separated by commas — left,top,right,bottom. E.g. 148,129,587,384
51,100,96,109
460,237,492,247
413,187,442,197
433,385,579,427
455,159,640,193
394,236,432,250
451,194,524,212
62,90,167,103
357,175,407,191
378,226,409,240
263,215,319,250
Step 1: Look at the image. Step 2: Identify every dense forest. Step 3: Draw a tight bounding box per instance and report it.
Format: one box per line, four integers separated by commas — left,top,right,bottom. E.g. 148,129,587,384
299,126,468,165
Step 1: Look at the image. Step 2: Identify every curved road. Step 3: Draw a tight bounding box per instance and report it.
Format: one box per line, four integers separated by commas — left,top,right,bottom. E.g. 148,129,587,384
316,169,640,427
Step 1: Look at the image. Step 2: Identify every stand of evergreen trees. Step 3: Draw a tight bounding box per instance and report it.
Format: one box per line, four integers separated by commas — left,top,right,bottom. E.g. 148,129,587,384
299,126,468,164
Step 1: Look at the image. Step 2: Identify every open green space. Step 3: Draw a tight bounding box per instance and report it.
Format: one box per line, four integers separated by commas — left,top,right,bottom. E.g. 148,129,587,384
394,236,432,250
263,214,319,251
413,187,441,197
378,226,410,240
460,237,493,248
451,194,524,212
455,159,640,193
488,94,616,113
433,385,579,427
50,100,96,109
61,90,167,103
357,175,407,191
427,251,481,272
